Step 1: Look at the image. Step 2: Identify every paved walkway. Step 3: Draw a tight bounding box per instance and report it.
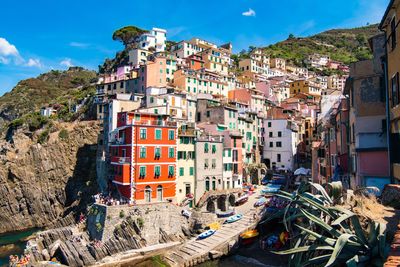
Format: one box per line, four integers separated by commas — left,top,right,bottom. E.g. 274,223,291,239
164,190,262,267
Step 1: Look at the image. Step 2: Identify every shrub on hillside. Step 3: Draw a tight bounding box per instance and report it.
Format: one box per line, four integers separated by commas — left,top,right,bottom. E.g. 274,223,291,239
38,129,49,144
58,128,69,140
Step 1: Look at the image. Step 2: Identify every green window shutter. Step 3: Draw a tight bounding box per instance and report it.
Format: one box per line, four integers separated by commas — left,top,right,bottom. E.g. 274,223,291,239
228,149,232,157
155,147,161,158
179,167,184,176
155,166,160,176
168,166,174,176
140,147,146,158
212,145,216,154
139,166,146,177
169,130,175,140
204,143,209,153
190,167,194,176
169,147,174,158
155,129,162,140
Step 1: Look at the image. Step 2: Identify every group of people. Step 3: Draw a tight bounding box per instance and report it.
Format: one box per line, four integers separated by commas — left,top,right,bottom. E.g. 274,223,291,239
93,193,129,206
9,254,30,266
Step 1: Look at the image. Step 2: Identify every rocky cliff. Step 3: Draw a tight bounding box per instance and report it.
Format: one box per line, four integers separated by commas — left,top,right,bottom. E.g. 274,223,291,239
0,121,100,234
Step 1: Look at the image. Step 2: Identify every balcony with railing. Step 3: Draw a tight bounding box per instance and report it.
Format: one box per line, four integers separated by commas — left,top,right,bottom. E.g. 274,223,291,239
111,156,131,164
127,120,177,127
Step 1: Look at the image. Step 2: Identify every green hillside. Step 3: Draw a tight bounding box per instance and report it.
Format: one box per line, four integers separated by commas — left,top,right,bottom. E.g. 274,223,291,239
262,24,381,66
0,67,98,130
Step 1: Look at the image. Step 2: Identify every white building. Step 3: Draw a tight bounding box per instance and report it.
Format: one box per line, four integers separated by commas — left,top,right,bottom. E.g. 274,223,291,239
137,27,167,52
307,54,330,69
128,48,150,67
176,124,196,206
263,119,298,171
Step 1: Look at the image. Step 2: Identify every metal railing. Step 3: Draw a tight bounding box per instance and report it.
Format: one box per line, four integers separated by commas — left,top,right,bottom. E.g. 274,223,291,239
111,157,131,164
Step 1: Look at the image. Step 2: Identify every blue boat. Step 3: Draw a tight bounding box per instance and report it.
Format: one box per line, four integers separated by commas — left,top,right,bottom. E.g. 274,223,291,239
225,214,243,223
254,197,267,207
197,229,216,239
216,210,235,218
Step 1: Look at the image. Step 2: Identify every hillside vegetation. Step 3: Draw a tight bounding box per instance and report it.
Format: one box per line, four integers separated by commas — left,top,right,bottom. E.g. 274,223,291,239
0,67,98,131
262,24,381,66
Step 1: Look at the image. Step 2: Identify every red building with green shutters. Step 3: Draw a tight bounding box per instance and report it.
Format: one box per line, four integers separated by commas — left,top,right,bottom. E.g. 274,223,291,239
110,111,177,203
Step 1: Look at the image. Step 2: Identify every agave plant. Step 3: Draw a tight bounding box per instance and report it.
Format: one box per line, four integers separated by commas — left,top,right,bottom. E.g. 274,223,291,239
261,182,388,267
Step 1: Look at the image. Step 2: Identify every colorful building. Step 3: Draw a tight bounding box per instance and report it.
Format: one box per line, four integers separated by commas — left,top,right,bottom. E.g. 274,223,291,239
380,0,400,181
110,112,177,203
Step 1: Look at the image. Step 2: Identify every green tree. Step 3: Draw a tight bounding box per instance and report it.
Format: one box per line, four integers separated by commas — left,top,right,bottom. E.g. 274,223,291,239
112,26,148,46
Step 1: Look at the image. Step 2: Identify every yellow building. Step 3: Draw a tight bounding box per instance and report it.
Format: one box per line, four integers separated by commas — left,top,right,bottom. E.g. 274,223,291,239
380,0,400,180
289,80,321,99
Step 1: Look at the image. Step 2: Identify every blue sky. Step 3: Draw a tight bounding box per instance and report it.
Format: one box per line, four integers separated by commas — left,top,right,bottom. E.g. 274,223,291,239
0,0,388,96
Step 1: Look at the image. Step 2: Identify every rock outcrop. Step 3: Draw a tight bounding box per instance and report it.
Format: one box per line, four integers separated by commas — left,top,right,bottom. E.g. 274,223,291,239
0,121,100,234
28,203,195,266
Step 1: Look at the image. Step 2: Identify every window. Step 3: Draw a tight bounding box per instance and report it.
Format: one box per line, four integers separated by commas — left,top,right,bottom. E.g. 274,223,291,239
278,131,282,137
391,17,397,50
212,159,216,169
206,110,210,117
140,128,147,139
276,142,282,147
155,129,162,140
177,151,187,159
268,122,272,127
212,144,216,154
168,130,175,140
204,143,209,153
139,166,146,178
140,147,146,158
190,167,194,176
157,185,163,201
277,154,281,162
185,183,191,195
168,147,174,158
204,159,209,169
179,167,184,176
155,147,161,158
168,166,174,176
269,132,273,137
154,165,161,177
391,73,400,107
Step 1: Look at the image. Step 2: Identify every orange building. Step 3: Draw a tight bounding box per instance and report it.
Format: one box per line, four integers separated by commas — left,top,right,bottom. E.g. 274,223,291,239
110,112,177,203
186,54,204,70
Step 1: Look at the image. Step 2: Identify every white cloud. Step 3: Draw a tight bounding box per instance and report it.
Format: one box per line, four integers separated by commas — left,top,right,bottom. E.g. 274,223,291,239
242,8,256,17
25,58,42,68
0,37,22,64
60,58,73,68
69,42,90,48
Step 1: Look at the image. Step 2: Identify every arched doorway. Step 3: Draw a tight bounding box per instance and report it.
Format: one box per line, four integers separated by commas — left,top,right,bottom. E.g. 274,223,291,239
212,177,216,190
229,194,236,206
156,185,163,202
206,200,216,213
217,195,227,211
205,177,210,191
145,186,152,203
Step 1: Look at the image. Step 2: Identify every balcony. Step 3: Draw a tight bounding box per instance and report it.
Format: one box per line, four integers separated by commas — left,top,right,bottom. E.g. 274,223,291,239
111,157,131,164
127,120,177,127
96,89,105,95
178,128,196,136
